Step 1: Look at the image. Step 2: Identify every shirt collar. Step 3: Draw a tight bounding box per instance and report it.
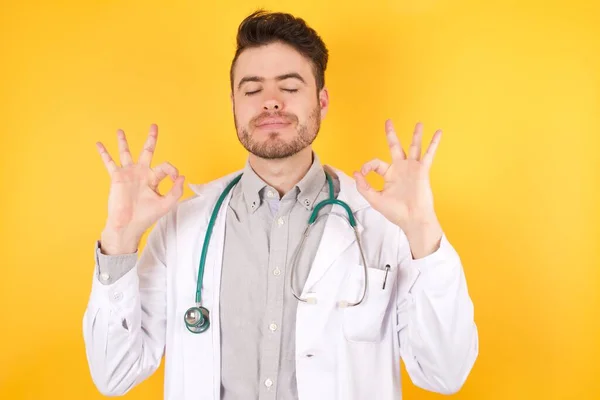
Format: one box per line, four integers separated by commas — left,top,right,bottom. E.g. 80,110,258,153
239,160,266,214
295,152,326,211
239,152,327,214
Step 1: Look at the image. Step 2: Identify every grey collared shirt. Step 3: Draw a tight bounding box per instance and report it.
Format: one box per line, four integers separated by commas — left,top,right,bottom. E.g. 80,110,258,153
95,153,338,400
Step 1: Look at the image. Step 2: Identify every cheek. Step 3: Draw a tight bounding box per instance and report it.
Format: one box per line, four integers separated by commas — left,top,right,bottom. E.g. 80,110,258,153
295,101,319,122
233,99,256,124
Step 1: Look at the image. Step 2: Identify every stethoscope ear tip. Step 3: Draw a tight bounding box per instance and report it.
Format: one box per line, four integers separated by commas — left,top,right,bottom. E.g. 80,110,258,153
337,300,349,308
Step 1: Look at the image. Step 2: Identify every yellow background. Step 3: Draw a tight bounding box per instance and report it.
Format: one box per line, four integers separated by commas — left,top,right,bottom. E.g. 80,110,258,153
1,0,598,399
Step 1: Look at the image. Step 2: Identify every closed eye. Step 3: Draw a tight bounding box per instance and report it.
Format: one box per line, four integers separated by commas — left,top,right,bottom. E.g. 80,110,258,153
244,88,299,96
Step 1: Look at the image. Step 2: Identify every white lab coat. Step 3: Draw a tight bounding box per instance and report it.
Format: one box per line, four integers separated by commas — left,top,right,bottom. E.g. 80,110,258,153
82,166,478,400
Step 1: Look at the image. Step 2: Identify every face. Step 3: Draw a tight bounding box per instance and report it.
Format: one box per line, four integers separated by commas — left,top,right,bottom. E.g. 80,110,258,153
231,41,329,160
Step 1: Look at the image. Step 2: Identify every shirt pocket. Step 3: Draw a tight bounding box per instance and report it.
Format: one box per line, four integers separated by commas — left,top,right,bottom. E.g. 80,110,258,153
341,263,396,343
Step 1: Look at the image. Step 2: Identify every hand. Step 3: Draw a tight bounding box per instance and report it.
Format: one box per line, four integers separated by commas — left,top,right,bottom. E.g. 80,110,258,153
96,124,185,253
353,120,443,257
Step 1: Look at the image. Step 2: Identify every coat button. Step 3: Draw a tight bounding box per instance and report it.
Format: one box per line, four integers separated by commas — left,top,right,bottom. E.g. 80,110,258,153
264,378,273,388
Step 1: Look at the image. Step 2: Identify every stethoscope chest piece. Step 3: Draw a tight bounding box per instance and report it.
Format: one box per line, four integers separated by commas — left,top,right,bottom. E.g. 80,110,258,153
184,306,210,334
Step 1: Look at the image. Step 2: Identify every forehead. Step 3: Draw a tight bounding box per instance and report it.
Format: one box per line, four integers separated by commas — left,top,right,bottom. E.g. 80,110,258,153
233,41,314,84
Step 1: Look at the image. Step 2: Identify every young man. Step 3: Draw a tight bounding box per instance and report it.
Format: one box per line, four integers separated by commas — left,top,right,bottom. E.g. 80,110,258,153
83,9,478,400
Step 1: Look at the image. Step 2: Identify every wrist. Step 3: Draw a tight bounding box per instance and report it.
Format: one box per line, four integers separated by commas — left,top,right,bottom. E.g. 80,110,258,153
100,227,141,255
403,219,443,260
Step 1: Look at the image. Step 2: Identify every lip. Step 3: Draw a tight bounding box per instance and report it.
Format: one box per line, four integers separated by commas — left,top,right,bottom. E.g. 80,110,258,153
256,118,291,127
256,123,291,130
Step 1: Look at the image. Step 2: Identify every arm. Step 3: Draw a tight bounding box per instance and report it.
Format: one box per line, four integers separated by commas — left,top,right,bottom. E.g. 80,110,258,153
82,216,168,396
353,119,478,392
395,230,478,394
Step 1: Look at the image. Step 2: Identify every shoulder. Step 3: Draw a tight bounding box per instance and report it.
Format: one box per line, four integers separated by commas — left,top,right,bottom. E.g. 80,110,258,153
186,169,244,199
159,169,244,227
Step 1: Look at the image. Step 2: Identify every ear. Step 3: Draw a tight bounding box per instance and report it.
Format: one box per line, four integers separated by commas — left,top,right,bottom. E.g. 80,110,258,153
230,91,234,114
319,87,330,120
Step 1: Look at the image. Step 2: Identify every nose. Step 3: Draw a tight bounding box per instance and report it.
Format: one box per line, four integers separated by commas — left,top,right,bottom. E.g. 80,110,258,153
263,98,282,111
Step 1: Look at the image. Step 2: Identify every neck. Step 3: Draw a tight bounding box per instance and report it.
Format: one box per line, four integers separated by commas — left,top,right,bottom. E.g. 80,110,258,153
248,147,314,196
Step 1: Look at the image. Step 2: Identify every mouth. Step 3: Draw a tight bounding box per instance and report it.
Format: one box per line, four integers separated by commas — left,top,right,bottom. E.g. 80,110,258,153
255,117,293,130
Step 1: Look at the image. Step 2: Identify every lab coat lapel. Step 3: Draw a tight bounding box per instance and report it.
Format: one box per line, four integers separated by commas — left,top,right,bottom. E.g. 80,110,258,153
301,167,370,295
185,170,242,400
207,189,231,400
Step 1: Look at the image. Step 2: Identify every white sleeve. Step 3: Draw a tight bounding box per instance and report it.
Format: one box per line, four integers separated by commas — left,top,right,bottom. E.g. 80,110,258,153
395,230,479,395
82,215,168,396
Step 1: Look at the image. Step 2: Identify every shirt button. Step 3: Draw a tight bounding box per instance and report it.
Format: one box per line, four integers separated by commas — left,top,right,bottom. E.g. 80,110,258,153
269,323,278,331
264,378,273,388
100,272,110,282
273,267,281,276
267,190,275,198
277,217,285,226
112,292,123,302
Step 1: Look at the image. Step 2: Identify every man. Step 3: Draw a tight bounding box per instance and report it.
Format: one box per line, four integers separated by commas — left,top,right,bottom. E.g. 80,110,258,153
83,9,478,400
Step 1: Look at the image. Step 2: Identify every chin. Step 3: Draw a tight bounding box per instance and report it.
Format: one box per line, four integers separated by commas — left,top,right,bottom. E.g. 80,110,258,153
258,134,290,146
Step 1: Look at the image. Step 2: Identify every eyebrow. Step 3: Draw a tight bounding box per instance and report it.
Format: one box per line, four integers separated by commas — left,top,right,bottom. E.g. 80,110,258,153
237,73,306,91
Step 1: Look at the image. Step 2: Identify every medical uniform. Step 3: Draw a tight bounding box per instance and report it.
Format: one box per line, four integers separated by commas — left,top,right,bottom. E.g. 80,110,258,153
83,154,478,400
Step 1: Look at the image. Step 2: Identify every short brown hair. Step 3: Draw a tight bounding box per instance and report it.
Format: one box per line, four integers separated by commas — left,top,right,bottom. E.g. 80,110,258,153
230,10,329,93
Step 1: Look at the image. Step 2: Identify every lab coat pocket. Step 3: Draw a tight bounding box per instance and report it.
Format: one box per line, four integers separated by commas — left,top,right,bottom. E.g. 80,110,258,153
341,264,396,343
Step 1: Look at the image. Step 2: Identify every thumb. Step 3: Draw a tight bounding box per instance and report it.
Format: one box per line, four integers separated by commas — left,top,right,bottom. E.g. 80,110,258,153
164,175,185,207
353,171,382,208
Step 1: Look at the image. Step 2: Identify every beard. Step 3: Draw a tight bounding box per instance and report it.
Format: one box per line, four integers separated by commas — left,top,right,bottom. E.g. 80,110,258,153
234,106,321,160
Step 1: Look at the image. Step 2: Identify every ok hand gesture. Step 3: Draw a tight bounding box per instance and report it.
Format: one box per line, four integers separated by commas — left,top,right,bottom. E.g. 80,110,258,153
354,120,444,258
96,124,185,253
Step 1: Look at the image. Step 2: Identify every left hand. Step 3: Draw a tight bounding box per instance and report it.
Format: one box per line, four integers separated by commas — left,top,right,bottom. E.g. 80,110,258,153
354,120,443,255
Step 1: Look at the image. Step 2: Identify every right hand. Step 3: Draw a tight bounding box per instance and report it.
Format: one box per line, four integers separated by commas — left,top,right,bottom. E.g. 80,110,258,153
96,124,185,254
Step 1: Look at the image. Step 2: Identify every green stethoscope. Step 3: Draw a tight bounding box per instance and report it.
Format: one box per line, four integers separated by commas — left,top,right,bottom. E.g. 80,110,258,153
184,171,369,334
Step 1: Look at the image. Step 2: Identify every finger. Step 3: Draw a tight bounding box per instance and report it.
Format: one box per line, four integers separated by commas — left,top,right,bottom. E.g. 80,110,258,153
422,129,442,168
361,158,390,177
384,119,406,162
161,175,185,208
152,162,179,188
116,129,134,167
138,124,158,167
408,122,424,160
96,142,118,175
353,171,383,208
